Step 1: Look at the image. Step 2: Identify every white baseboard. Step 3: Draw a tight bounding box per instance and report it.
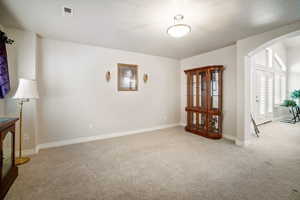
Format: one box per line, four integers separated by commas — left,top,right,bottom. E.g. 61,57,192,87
20,123,243,155
223,134,236,142
32,123,180,153
16,148,39,157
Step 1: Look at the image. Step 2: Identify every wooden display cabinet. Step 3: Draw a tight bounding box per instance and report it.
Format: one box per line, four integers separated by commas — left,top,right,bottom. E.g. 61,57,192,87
0,118,18,200
184,66,224,139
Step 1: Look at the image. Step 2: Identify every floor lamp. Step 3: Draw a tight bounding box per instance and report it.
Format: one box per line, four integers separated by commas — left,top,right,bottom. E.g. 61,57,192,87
13,78,39,165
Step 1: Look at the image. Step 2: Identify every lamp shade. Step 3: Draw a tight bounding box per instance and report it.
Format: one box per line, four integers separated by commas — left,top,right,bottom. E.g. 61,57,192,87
13,78,39,99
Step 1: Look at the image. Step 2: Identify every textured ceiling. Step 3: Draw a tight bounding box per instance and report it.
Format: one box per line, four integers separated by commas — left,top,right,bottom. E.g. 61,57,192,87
1,0,300,59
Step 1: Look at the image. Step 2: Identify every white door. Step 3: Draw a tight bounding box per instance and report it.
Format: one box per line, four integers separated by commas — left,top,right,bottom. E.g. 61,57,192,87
255,69,274,124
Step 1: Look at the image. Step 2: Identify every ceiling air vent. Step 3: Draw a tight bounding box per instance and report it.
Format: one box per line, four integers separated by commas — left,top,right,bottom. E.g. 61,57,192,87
62,6,73,16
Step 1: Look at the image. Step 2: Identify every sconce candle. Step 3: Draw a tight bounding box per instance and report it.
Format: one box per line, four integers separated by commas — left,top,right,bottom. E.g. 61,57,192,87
143,73,148,83
106,71,111,82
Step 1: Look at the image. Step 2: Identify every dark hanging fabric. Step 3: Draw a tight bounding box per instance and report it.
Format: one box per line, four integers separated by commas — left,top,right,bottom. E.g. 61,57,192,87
0,32,10,98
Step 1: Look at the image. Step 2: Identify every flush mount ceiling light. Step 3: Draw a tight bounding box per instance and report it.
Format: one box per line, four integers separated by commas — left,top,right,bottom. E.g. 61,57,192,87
167,14,191,38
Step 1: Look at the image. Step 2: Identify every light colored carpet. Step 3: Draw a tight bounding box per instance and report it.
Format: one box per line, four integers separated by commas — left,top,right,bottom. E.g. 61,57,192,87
5,123,300,200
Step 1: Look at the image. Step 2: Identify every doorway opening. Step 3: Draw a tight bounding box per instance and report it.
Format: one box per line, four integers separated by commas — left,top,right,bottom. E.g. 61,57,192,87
249,33,300,142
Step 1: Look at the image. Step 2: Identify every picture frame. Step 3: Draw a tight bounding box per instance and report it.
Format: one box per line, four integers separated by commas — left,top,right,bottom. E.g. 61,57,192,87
118,63,138,91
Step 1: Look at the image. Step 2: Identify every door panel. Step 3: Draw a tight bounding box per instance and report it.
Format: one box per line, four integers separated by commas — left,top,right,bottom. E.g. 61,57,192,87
255,70,273,124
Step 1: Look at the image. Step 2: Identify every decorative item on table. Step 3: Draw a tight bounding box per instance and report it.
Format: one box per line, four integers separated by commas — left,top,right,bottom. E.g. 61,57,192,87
143,73,148,83
291,90,300,106
13,78,39,165
118,63,138,91
106,71,111,82
280,99,299,124
281,99,297,107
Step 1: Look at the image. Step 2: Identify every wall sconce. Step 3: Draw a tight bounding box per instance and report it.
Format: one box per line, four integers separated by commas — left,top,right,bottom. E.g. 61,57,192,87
106,71,111,82
143,73,149,83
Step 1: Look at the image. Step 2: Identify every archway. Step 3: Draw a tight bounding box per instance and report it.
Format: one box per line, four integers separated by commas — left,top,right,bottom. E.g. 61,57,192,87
244,29,300,142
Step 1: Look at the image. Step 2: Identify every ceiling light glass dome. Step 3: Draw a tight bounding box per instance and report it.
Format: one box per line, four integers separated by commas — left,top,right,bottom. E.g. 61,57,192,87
167,15,191,38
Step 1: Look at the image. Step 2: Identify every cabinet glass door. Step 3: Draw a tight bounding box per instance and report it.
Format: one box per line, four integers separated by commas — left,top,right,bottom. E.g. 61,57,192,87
2,131,13,180
198,113,206,130
190,112,206,130
187,73,193,107
199,71,207,109
210,69,220,109
192,73,197,107
187,72,200,108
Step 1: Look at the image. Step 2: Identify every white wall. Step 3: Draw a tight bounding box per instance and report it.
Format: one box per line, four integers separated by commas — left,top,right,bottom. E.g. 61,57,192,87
180,45,237,139
287,46,300,93
4,28,38,150
236,21,300,144
36,38,180,144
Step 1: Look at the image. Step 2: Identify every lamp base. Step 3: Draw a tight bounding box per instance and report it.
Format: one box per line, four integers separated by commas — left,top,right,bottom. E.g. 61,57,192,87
15,157,30,165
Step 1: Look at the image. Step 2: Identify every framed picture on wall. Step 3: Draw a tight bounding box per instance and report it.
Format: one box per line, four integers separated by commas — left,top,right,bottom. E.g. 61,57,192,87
118,63,138,91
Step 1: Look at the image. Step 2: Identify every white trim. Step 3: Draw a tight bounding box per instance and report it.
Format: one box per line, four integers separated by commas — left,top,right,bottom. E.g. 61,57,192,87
21,123,240,155
223,134,236,142
34,123,180,152
16,148,39,156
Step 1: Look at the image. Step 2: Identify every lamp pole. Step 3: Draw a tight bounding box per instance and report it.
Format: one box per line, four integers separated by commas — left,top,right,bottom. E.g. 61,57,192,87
16,99,30,165
18,100,23,159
